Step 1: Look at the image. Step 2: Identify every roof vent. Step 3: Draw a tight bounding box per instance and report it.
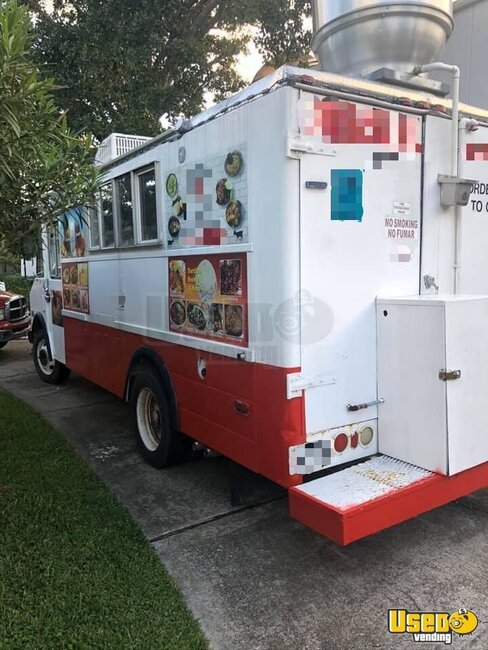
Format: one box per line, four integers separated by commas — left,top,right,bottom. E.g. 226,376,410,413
311,1,454,79
95,133,151,166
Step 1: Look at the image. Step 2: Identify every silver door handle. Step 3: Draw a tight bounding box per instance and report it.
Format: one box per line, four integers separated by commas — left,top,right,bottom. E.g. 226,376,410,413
42,281,51,303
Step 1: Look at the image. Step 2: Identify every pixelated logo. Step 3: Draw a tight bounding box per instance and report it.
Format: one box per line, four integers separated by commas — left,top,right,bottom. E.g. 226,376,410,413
290,440,332,474
273,291,333,345
388,608,479,645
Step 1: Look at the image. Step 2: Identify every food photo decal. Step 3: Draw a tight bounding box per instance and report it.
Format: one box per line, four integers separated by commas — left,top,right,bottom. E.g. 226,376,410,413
62,262,89,314
164,147,247,248
168,253,248,346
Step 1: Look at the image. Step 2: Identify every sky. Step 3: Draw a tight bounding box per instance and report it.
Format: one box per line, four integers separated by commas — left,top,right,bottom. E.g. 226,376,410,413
236,30,264,82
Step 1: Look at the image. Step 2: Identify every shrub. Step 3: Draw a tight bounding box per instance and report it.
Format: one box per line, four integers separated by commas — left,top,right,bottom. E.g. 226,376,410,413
0,274,33,300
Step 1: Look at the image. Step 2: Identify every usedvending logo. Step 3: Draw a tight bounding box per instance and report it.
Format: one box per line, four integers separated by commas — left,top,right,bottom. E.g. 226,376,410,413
388,608,478,644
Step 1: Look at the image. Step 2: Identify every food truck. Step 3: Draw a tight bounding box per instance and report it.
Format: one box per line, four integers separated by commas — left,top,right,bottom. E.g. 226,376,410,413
29,0,488,544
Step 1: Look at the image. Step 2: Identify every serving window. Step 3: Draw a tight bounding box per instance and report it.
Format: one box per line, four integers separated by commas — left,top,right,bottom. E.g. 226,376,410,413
90,162,160,251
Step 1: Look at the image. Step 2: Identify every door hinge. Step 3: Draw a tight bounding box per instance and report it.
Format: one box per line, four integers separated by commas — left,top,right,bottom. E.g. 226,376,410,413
439,369,461,381
286,135,337,159
287,373,335,400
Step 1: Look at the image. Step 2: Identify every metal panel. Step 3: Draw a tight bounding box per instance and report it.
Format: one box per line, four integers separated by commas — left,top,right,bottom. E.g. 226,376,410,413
377,295,488,475
457,123,488,293
436,0,488,110
98,87,301,369
377,297,448,473
421,116,457,295
299,102,422,437
445,297,488,473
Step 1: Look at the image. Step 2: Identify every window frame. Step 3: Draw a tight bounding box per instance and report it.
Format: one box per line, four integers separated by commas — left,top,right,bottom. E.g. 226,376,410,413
87,201,102,251
89,161,162,252
98,181,117,250
114,172,136,249
135,164,161,245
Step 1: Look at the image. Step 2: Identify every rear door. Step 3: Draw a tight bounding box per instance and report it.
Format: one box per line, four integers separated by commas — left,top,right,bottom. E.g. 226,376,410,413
298,99,423,435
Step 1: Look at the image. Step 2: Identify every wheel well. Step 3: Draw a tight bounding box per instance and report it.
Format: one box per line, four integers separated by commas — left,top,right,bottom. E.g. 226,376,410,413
31,314,53,358
125,348,179,432
32,313,46,335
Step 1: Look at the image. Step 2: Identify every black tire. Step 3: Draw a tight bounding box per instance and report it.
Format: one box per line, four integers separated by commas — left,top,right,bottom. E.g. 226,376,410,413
130,368,192,468
32,329,71,384
0,341,7,350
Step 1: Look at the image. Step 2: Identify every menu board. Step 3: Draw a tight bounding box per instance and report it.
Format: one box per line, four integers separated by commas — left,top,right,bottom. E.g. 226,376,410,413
62,262,89,314
168,253,248,347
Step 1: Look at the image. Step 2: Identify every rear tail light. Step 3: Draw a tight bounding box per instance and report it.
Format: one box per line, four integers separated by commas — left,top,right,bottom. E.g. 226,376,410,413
333,433,349,454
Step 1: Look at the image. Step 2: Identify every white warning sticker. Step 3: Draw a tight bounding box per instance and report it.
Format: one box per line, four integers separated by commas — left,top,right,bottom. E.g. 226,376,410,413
393,201,411,217
385,216,419,240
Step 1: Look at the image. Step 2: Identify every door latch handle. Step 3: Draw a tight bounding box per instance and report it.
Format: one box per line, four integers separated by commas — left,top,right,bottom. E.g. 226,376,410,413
439,369,461,381
347,398,384,412
42,280,50,303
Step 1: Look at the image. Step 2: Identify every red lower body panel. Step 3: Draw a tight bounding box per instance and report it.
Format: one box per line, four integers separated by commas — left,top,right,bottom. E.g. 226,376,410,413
64,317,305,488
289,456,488,545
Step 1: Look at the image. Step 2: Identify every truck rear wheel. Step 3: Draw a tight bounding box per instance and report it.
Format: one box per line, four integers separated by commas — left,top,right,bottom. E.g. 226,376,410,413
32,330,71,384
130,369,191,468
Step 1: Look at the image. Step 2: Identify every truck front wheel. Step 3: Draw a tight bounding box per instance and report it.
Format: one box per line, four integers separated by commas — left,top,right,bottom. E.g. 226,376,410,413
32,330,71,384
130,369,191,468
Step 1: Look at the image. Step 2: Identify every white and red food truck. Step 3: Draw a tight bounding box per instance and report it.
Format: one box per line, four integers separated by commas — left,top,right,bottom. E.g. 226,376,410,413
29,0,488,544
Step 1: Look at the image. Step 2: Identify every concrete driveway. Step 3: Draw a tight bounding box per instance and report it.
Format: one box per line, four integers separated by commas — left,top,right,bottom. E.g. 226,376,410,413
2,339,488,649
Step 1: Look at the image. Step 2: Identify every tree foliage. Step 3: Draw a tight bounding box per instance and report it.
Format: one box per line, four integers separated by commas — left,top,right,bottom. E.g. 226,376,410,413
29,0,312,141
0,0,98,258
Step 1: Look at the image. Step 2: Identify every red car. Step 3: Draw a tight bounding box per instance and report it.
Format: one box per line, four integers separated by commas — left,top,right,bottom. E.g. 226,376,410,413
0,290,31,350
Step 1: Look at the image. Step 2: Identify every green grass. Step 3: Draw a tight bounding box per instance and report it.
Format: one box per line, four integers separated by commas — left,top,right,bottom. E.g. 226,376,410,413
0,391,208,649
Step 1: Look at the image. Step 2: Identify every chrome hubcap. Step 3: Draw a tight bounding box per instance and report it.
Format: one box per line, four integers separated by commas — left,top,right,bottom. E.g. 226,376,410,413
136,387,162,451
37,339,55,375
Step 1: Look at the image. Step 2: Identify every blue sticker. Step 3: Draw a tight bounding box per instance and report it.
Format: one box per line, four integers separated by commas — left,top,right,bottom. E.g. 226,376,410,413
331,169,364,222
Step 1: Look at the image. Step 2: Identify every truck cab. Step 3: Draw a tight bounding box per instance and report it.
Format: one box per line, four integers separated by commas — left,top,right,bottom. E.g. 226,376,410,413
29,222,71,383
0,290,30,350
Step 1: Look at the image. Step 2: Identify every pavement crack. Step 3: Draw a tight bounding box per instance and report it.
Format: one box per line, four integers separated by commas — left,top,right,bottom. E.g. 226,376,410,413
44,399,119,414
398,589,422,612
0,370,36,380
148,495,286,543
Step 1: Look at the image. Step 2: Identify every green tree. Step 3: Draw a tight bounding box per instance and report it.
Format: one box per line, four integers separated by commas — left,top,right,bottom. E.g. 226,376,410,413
29,0,312,141
0,0,98,259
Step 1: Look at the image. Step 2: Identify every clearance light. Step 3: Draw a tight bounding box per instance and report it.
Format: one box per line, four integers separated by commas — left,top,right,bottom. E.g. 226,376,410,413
350,431,359,449
360,426,374,447
334,433,348,454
